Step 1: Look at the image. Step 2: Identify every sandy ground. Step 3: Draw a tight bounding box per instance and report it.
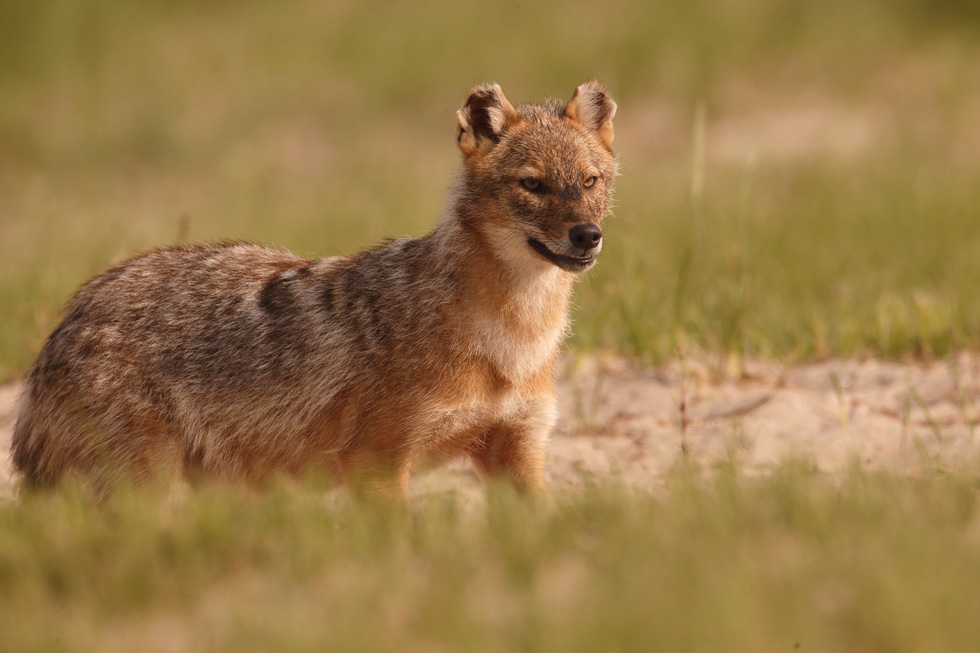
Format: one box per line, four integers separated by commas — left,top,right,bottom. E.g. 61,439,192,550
2,354,979,500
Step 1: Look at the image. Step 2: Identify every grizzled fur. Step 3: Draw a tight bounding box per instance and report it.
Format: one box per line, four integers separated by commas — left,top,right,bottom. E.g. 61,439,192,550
12,82,618,498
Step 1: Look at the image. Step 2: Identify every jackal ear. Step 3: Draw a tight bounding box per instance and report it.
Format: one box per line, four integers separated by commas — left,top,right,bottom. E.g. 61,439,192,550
564,82,617,149
456,84,518,156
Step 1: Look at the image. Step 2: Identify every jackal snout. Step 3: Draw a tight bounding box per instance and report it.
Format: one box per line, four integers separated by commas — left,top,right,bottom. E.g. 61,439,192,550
568,223,602,252
526,216,604,273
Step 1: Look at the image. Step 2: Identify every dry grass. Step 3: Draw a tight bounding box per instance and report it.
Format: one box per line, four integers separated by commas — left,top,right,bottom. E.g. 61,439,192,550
2,466,980,652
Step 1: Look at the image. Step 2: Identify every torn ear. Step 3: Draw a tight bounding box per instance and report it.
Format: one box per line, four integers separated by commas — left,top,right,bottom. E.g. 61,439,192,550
564,81,617,149
456,83,518,157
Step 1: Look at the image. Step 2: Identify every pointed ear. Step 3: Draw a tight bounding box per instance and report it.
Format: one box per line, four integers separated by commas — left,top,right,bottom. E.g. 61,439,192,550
456,84,518,157
564,81,617,149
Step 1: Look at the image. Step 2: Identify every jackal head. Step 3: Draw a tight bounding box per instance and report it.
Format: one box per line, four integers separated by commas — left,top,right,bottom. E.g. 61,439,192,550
455,82,618,274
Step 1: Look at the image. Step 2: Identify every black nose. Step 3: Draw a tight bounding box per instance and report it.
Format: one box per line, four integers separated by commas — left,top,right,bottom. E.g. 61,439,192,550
568,223,602,250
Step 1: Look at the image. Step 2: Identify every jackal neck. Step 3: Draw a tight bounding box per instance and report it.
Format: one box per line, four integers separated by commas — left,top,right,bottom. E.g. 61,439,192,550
431,207,574,382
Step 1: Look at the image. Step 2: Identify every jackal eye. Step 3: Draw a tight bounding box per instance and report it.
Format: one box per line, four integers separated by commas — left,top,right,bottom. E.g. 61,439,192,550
584,176,598,188
521,178,542,192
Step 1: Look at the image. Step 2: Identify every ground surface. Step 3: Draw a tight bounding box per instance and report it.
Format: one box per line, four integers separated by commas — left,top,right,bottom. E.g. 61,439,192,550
3,354,978,500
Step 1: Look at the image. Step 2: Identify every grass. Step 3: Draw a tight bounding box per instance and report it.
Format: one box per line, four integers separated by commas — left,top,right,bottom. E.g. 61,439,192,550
1,465,979,652
2,0,980,378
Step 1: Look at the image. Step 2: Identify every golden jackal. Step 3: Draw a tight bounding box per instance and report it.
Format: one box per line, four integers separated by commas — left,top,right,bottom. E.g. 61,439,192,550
12,82,618,498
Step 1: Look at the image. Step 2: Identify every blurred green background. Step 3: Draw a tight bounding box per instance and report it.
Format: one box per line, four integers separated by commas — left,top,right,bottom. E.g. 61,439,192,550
2,0,980,379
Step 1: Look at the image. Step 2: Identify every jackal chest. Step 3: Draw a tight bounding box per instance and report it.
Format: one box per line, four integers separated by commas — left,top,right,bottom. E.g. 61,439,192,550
414,371,557,458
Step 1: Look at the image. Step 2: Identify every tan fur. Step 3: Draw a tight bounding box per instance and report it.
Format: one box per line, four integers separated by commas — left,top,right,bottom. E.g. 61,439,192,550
11,82,618,499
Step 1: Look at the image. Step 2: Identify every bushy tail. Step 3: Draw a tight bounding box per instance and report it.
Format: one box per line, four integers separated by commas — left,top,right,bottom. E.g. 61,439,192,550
11,386,57,489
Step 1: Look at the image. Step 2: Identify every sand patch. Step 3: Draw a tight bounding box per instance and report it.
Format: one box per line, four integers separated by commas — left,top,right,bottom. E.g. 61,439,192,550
3,353,978,500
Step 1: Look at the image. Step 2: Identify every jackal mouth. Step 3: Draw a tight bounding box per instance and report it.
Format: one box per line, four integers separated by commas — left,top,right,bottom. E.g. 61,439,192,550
527,239,595,272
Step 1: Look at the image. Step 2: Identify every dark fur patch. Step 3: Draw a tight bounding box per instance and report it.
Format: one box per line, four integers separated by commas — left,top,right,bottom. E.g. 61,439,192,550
340,267,362,316
294,266,312,280
364,288,390,346
37,357,69,381
259,274,291,314
466,90,505,144
321,281,336,313
43,308,79,349
558,185,584,202
259,266,309,315
12,442,47,489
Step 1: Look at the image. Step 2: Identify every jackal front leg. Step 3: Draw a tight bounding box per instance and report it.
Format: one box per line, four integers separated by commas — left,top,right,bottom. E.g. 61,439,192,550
468,398,556,493
339,447,412,504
